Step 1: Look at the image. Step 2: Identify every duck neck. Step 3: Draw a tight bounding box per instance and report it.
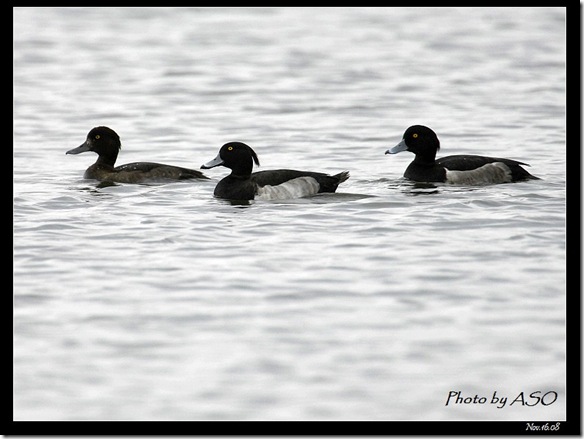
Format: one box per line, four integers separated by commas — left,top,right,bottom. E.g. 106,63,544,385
95,151,118,168
229,171,252,180
229,159,254,179
412,153,437,167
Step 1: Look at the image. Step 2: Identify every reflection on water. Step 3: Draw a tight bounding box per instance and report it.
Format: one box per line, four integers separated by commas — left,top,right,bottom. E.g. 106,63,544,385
406,181,441,196
95,181,119,189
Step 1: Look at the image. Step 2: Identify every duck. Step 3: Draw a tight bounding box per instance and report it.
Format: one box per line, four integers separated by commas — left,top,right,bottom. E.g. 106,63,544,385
385,125,539,184
66,126,208,183
201,142,349,201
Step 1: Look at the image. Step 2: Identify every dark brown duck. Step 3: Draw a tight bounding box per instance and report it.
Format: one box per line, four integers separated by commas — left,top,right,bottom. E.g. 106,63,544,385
67,126,208,183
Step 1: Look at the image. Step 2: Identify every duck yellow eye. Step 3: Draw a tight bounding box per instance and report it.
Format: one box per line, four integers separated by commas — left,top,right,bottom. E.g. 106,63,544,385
95,134,101,140
227,146,233,151
412,133,418,138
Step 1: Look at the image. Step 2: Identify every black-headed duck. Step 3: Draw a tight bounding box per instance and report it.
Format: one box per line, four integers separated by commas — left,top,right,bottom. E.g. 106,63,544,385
385,125,539,184
67,126,208,183
201,142,349,201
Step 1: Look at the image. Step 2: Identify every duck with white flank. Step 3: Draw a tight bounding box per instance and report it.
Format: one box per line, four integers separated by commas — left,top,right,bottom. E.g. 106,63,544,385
386,125,539,184
202,142,349,201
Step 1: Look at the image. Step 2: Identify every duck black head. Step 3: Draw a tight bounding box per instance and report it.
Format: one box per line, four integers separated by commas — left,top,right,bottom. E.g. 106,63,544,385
386,125,441,164
201,142,260,177
66,126,122,166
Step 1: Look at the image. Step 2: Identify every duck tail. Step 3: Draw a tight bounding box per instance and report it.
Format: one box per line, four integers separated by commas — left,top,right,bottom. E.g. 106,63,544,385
334,171,350,183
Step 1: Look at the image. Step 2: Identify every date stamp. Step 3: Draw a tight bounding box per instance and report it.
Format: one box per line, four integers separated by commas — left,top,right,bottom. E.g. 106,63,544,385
526,422,561,431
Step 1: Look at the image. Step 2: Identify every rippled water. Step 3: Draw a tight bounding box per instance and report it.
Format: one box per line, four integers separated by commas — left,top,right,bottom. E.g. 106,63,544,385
13,7,566,422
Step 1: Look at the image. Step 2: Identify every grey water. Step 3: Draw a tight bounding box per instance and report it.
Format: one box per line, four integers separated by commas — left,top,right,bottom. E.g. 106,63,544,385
13,7,566,421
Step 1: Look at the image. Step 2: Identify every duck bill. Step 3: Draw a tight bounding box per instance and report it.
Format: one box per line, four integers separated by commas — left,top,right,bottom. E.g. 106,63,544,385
385,139,408,155
201,154,224,169
66,141,91,155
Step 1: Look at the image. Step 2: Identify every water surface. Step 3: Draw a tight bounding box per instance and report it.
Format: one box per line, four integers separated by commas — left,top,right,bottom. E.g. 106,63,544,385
13,7,566,422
